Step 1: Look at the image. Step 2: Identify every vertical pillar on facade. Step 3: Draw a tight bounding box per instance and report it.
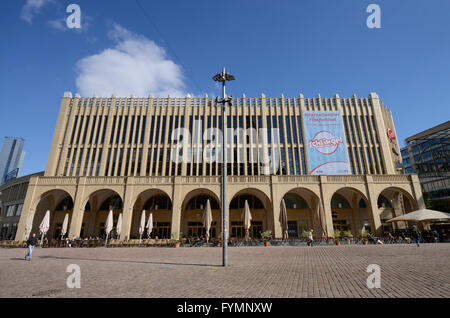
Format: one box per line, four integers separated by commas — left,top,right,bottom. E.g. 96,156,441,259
270,176,282,238
392,193,406,230
299,94,309,174
319,175,335,238
365,175,383,236
47,92,73,176
120,177,135,241
140,97,153,176
181,98,189,176
369,93,395,174
86,197,98,236
68,177,87,239
99,95,116,176
14,177,39,241
410,174,425,209
170,177,183,239
352,193,362,236
260,94,270,175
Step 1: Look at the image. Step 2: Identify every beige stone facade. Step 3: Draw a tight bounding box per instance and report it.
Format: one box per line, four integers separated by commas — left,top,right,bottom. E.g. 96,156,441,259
14,92,425,241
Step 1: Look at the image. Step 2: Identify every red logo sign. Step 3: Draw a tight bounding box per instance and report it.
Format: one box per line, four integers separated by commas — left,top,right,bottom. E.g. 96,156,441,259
387,128,396,143
308,131,344,155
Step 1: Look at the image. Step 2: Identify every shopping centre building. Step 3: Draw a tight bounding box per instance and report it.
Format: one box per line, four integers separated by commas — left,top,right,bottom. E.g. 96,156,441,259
14,92,425,241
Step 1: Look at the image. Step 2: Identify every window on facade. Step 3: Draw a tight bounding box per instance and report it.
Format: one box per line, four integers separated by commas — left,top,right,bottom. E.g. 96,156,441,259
143,195,172,210
358,198,367,208
186,196,219,210
331,194,351,209
56,197,74,211
284,193,309,209
70,116,78,144
16,204,23,216
100,195,123,211
377,195,391,208
229,195,264,210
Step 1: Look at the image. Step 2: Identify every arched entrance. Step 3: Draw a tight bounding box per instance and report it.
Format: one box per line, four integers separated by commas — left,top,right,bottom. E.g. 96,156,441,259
330,188,370,237
281,188,319,238
181,189,221,239
82,189,123,239
229,189,271,239
131,189,172,239
31,190,74,239
377,187,418,232
51,196,74,239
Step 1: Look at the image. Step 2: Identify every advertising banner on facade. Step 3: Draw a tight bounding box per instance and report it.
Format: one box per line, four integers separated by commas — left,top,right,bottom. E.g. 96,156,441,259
302,111,351,175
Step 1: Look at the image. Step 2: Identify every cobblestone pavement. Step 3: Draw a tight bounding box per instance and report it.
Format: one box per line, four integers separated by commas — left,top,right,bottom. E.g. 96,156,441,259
0,244,449,298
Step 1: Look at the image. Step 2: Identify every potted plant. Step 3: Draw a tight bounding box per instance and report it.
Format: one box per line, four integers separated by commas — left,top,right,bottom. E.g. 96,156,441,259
334,229,341,246
261,230,272,246
342,230,353,244
361,229,369,245
171,232,182,248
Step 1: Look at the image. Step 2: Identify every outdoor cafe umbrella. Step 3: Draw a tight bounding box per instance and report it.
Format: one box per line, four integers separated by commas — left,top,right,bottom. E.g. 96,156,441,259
243,200,252,241
279,199,288,240
146,212,153,238
39,210,50,246
139,210,146,246
116,213,123,239
104,209,113,247
202,199,212,242
61,213,69,240
386,209,450,224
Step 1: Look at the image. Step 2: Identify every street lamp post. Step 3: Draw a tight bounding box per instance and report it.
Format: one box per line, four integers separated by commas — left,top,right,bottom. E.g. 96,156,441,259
213,67,235,267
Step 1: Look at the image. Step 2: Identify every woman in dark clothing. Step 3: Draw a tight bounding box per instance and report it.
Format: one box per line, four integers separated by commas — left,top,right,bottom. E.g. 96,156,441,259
25,233,38,261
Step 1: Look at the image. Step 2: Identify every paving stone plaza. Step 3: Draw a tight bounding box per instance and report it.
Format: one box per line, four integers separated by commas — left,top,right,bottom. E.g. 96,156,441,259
1,244,449,298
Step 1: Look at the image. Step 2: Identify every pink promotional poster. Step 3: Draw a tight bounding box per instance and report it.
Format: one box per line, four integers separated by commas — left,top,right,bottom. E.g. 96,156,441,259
302,111,351,175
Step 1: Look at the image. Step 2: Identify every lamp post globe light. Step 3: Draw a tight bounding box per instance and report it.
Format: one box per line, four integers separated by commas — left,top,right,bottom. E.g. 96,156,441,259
213,67,235,267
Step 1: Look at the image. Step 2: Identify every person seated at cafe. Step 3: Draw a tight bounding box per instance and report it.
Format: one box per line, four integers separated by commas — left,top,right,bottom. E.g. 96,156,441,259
367,232,376,244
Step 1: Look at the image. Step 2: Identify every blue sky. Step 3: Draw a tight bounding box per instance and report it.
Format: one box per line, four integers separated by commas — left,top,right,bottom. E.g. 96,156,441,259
1,0,449,176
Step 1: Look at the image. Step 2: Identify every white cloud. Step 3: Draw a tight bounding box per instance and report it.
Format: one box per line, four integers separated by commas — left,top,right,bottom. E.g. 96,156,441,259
21,0,54,24
75,24,186,97
47,18,66,31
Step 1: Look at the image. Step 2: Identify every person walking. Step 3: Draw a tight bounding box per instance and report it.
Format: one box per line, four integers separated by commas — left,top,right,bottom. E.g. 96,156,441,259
25,233,38,261
412,225,421,247
308,229,314,247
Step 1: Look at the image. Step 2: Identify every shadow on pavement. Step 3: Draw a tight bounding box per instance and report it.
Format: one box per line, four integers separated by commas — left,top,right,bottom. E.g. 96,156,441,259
37,255,222,268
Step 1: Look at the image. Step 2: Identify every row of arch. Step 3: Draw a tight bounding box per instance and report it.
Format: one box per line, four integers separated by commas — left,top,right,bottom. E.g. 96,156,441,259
28,184,417,240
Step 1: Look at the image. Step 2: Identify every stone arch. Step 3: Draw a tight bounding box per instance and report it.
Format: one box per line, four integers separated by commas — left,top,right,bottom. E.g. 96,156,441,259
81,189,123,239
376,186,418,211
182,188,221,212
330,187,370,237
82,188,124,213
180,188,222,239
31,189,74,239
228,188,272,238
130,189,173,239
280,187,322,238
377,186,419,233
229,188,271,210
